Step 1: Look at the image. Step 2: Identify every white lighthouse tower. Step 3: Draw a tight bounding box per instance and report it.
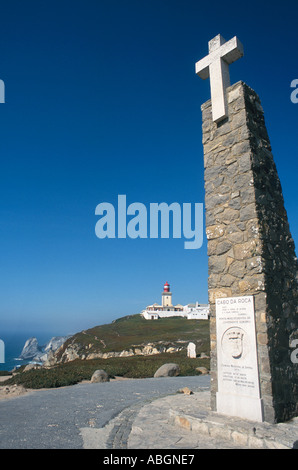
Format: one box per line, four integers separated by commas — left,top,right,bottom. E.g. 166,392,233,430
162,281,173,308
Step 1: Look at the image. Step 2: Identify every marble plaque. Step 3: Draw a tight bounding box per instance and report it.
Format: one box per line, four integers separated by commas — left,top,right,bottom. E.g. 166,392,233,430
215,296,263,422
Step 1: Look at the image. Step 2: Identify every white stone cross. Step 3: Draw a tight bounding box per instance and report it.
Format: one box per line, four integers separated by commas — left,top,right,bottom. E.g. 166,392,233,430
195,34,244,123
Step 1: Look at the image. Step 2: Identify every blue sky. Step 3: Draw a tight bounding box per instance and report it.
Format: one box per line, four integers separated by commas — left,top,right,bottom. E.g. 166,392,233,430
0,0,297,336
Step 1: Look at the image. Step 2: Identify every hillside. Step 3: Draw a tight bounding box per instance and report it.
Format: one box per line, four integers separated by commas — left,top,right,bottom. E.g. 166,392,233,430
3,315,210,389
51,314,210,364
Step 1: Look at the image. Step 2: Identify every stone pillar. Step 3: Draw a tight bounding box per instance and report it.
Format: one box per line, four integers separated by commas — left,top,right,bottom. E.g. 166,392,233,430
202,81,298,423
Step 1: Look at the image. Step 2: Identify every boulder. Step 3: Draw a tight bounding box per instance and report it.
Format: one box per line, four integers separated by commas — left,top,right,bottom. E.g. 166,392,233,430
196,366,209,375
91,369,110,383
198,352,209,359
177,387,193,395
154,363,180,378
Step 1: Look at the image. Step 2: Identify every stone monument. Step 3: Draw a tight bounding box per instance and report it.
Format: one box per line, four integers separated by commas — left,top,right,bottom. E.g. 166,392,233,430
196,34,298,423
187,342,196,358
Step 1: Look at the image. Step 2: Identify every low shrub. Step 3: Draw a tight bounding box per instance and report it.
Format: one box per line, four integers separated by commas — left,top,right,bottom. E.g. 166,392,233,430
3,352,209,389
0,370,11,376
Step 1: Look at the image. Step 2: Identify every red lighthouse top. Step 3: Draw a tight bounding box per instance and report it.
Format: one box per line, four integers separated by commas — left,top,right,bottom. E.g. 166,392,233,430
163,282,170,292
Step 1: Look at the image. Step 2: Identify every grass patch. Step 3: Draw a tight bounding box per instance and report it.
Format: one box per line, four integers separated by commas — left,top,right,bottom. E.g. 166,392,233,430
57,315,210,360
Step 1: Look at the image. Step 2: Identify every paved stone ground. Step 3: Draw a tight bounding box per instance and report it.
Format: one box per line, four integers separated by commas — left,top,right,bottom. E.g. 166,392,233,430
85,388,298,450
128,391,298,450
0,376,208,449
127,391,246,449
1,375,297,449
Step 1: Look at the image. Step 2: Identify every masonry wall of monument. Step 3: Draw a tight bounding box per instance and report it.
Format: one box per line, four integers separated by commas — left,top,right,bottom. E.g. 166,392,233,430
202,81,298,423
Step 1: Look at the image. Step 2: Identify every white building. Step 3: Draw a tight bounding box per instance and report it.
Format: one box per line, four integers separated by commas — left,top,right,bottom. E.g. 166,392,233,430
141,282,209,320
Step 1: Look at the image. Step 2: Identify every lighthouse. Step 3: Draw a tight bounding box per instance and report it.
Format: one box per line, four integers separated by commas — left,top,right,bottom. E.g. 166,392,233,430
141,281,209,320
162,282,173,308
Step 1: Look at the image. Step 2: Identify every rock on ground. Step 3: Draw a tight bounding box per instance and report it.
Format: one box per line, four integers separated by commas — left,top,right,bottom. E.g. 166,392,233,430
154,363,180,378
91,370,110,383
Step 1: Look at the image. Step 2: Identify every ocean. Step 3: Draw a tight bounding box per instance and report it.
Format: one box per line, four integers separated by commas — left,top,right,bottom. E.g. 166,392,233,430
0,332,61,372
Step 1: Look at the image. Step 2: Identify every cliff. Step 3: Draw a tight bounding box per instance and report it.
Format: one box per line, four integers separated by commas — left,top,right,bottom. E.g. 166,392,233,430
19,336,71,363
44,314,210,366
